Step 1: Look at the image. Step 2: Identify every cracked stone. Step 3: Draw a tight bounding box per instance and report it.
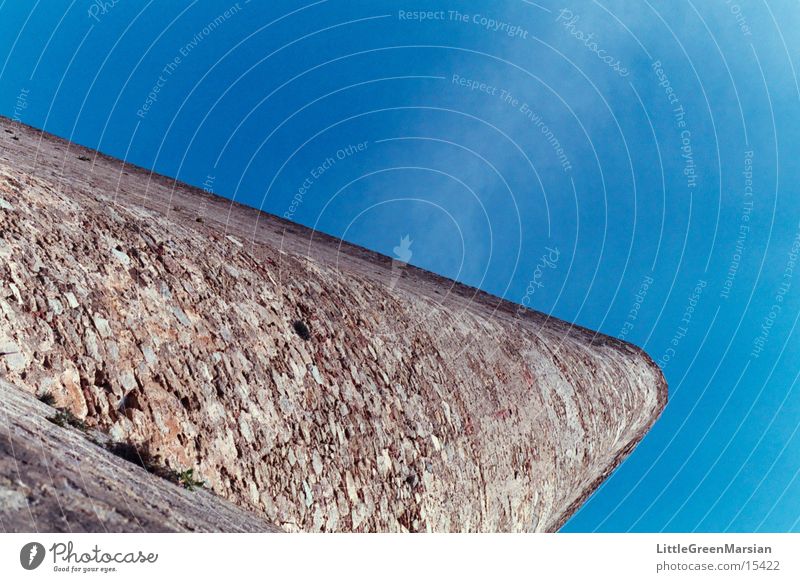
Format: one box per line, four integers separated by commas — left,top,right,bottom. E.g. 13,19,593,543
93,315,112,339
64,292,79,309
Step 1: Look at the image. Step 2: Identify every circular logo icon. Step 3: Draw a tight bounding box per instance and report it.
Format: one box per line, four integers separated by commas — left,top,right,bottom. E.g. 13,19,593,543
20,542,46,570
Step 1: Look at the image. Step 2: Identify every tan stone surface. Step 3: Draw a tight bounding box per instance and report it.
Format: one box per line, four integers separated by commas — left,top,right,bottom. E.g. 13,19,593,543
0,117,666,532
0,379,280,532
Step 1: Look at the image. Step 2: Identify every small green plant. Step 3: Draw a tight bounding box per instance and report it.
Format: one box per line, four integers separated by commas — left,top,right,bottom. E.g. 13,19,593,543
177,468,205,491
47,409,87,432
38,391,57,406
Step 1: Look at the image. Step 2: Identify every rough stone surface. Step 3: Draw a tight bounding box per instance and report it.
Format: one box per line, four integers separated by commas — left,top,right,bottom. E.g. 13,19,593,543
0,380,280,533
0,117,667,532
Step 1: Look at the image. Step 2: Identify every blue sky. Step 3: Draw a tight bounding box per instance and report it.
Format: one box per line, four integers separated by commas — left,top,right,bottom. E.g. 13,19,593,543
2,0,799,532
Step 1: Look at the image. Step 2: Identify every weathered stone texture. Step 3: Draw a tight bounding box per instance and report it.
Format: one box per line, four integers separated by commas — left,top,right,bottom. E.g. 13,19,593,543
0,117,666,532
0,380,280,532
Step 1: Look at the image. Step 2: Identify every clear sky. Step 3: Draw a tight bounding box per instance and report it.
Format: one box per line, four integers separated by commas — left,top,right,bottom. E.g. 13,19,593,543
2,0,799,532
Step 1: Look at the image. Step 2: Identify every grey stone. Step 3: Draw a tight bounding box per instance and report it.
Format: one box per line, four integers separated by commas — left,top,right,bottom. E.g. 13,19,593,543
111,247,131,267
0,380,280,533
172,306,191,327
93,315,112,338
0,116,667,534
64,292,79,309
0,486,28,512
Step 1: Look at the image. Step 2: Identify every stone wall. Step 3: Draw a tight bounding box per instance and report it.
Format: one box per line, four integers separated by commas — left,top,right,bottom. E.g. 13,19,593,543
0,117,667,532
0,380,280,532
